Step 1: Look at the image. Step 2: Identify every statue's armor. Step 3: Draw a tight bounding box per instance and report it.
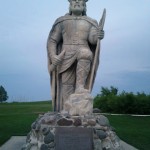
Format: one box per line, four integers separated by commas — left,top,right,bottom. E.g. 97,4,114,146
49,16,98,73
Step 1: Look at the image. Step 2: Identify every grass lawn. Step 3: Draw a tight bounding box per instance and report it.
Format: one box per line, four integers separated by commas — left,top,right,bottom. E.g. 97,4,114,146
0,101,52,146
107,115,150,150
0,101,150,150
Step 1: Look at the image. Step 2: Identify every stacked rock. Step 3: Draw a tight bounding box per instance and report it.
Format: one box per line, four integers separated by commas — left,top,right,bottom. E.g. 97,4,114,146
22,111,122,150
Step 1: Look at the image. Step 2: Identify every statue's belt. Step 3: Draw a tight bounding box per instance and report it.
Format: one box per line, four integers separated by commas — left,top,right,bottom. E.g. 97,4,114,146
63,40,88,45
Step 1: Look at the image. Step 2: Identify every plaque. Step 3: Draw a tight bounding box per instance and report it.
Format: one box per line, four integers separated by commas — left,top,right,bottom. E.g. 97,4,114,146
55,127,93,150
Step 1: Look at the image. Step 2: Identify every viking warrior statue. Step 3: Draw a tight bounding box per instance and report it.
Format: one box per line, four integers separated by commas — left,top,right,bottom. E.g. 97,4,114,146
47,0,105,111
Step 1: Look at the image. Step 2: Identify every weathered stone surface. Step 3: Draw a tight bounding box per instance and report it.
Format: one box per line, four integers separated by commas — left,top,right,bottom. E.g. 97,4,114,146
49,142,55,148
40,144,49,150
96,130,107,140
95,124,108,131
82,121,88,127
47,0,105,112
94,139,103,150
41,115,56,124
57,118,73,126
64,93,93,116
42,127,50,135
96,115,110,126
88,119,96,126
73,118,82,126
44,132,54,144
31,122,41,131
23,112,123,150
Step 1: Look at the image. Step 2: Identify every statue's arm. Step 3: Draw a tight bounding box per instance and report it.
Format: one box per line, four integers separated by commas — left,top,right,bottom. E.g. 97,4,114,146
88,21,104,45
47,23,62,63
88,20,99,45
88,25,98,45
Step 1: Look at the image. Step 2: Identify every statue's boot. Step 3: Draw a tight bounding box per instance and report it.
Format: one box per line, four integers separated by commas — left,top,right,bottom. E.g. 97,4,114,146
75,59,91,94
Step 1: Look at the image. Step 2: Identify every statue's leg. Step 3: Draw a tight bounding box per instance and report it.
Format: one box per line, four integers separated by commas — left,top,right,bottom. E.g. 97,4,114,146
75,47,93,93
61,64,76,103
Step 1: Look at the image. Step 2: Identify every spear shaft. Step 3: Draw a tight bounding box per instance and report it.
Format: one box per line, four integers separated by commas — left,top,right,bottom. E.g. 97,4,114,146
89,8,106,92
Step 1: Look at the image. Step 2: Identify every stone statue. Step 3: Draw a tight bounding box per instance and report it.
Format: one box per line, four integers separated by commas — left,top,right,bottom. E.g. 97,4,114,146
47,0,105,113
22,2,133,150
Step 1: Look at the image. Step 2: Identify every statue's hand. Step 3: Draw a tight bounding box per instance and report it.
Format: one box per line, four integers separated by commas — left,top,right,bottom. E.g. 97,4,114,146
97,28,104,40
51,55,62,66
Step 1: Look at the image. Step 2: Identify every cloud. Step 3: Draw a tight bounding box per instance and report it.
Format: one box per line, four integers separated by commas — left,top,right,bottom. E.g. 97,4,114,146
1,0,150,101
93,65,150,96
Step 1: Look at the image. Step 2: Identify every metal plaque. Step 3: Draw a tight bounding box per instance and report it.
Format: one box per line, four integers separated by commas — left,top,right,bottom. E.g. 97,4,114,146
55,127,93,150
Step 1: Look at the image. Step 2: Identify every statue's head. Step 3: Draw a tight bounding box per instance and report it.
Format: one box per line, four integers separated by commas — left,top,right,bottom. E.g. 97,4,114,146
68,0,88,16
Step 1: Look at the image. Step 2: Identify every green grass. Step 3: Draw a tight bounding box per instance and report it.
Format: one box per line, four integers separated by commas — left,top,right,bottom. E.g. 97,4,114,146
0,101,52,145
107,115,150,150
0,102,150,150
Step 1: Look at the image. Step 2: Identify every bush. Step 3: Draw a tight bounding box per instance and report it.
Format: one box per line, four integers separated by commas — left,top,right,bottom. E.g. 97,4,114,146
94,86,150,114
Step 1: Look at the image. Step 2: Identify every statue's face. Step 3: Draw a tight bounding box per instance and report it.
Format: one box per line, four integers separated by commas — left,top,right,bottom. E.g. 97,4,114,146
70,0,85,15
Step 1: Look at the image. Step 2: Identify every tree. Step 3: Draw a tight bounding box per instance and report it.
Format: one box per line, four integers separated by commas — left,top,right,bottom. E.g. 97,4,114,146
0,86,8,102
100,86,118,96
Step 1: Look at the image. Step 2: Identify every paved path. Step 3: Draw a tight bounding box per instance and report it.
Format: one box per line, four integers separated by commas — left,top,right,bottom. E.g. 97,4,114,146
0,136,26,150
0,136,138,150
120,141,139,150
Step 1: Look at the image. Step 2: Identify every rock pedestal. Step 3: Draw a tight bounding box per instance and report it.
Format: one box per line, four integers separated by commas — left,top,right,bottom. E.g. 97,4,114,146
22,112,123,150
64,92,93,116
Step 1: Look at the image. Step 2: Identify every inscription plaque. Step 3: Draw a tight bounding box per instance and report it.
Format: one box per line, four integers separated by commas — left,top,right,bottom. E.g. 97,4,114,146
55,127,93,150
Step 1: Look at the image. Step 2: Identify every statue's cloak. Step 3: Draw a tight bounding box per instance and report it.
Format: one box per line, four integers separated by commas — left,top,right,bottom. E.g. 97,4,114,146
47,15,100,112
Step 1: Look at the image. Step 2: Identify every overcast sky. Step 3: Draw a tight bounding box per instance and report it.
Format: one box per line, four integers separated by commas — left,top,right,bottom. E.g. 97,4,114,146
0,0,150,102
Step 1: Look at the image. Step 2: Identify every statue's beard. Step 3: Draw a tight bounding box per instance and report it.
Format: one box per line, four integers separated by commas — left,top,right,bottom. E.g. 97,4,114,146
70,5,84,15
73,4,80,8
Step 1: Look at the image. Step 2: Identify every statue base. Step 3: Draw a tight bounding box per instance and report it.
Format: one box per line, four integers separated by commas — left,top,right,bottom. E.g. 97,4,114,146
22,112,124,150
64,92,93,116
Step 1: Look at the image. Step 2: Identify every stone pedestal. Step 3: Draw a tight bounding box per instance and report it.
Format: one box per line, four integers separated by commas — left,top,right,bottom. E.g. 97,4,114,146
64,92,93,116
22,112,123,150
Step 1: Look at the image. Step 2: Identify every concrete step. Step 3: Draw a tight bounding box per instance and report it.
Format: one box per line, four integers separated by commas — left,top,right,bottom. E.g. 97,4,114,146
0,136,138,150
0,136,26,150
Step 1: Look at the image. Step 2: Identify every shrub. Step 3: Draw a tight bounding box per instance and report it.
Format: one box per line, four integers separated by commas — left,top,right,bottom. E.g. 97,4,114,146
94,86,150,114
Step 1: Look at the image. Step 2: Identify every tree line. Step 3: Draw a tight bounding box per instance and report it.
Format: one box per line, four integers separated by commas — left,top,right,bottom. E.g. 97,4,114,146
1,85,150,115
94,86,150,115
